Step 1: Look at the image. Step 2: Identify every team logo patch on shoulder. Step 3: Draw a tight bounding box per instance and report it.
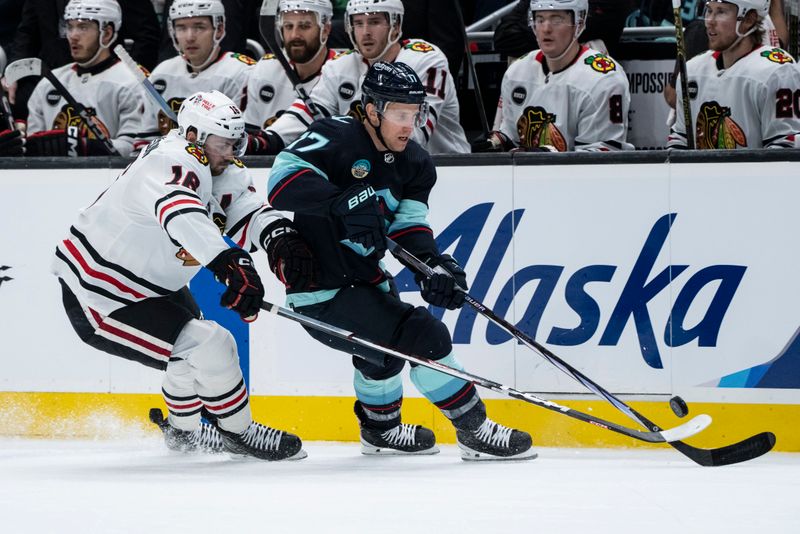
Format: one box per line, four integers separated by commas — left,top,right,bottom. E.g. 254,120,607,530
339,82,356,100
405,41,434,53
351,159,371,179
186,144,209,166
231,53,257,65
232,157,245,168
585,54,616,74
511,86,527,104
262,52,276,60
333,49,355,60
761,48,794,64
259,84,276,102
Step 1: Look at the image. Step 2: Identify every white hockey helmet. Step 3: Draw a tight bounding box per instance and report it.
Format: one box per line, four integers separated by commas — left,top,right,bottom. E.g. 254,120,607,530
344,0,404,57
706,0,770,19
168,0,227,56
63,0,122,44
272,0,333,47
528,0,588,44
177,90,247,156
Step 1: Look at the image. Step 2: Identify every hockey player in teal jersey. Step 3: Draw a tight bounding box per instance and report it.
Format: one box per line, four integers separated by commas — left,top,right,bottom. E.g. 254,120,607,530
267,61,536,460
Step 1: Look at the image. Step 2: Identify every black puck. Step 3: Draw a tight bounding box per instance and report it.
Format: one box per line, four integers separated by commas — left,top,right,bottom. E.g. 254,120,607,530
670,396,689,418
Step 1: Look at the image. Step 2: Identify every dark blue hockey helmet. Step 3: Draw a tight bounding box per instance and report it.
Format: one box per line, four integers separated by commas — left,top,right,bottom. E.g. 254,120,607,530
361,61,428,126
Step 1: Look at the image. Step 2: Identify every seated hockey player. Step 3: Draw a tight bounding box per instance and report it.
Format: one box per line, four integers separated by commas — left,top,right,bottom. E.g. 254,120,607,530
267,61,536,461
24,0,148,157
51,90,316,461
244,0,338,153
260,0,470,155
146,0,255,137
473,0,633,152
668,0,800,149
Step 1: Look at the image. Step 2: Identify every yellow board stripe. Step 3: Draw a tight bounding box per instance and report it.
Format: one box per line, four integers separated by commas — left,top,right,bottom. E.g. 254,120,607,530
1,392,798,451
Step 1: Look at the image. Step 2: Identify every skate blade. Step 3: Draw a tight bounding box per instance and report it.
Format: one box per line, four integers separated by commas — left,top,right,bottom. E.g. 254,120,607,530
360,439,440,456
225,448,308,462
458,444,538,462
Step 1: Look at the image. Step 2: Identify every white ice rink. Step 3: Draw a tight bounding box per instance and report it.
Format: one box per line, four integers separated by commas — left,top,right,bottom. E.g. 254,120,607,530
0,436,797,534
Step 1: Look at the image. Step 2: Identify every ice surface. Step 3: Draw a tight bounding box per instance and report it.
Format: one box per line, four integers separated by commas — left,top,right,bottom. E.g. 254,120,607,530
0,437,797,533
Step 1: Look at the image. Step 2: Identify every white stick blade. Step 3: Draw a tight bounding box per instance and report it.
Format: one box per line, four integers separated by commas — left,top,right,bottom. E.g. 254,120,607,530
4,58,42,85
660,414,712,442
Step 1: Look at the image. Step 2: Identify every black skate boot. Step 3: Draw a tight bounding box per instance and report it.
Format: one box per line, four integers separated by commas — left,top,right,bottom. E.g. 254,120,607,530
149,408,224,453
355,401,438,455
456,418,536,461
215,421,307,461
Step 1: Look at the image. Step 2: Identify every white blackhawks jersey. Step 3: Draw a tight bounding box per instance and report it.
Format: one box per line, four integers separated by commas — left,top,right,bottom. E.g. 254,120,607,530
51,130,284,316
146,52,256,135
497,46,633,151
669,46,800,149
27,58,147,157
244,49,338,130
267,39,470,154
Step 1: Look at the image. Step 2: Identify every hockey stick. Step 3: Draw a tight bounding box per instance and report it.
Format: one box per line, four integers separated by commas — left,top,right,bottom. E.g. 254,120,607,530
113,44,176,122
4,58,119,155
672,0,695,149
453,0,490,136
258,0,324,120
386,237,776,466
259,299,710,444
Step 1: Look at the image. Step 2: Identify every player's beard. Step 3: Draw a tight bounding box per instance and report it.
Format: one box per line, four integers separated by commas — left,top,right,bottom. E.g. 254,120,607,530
286,39,319,64
71,41,100,65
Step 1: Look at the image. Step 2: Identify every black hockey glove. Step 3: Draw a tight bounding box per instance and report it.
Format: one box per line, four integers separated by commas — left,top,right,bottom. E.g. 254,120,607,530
246,130,284,155
25,129,68,156
263,219,318,291
330,183,387,257
470,131,512,153
416,254,468,310
207,248,265,322
0,128,23,156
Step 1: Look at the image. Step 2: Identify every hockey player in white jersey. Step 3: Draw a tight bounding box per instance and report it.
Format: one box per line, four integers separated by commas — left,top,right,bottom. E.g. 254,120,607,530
668,0,800,149
24,0,147,157
52,90,317,461
245,0,339,154
474,0,633,152
146,0,256,137
263,0,469,154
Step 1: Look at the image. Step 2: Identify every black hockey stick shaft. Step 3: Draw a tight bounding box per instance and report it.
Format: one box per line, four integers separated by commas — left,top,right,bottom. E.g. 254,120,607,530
387,238,775,465
672,0,695,149
453,0,490,136
259,0,324,121
259,300,709,444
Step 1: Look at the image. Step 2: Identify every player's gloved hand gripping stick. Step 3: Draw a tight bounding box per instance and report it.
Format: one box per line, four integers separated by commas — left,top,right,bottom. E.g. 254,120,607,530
386,237,775,466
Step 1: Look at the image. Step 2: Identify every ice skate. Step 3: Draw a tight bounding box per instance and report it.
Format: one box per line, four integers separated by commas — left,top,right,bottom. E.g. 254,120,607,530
356,401,438,455
456,418,536,461
149,408,224,454
216,421,307,461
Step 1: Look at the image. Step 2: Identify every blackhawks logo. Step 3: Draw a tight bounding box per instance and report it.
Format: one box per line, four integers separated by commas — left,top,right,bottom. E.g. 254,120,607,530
696,101,747,149
516,106,567,152
761,48,793,64
348,100,367,122
231,52,256,65
405,41,434,53
185,143,209,165
157,97,183,135
585,54,616,74
52,105,110,141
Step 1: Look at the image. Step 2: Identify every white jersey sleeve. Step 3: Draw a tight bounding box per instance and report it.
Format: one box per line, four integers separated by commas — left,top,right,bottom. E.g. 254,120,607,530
210,159,287,251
